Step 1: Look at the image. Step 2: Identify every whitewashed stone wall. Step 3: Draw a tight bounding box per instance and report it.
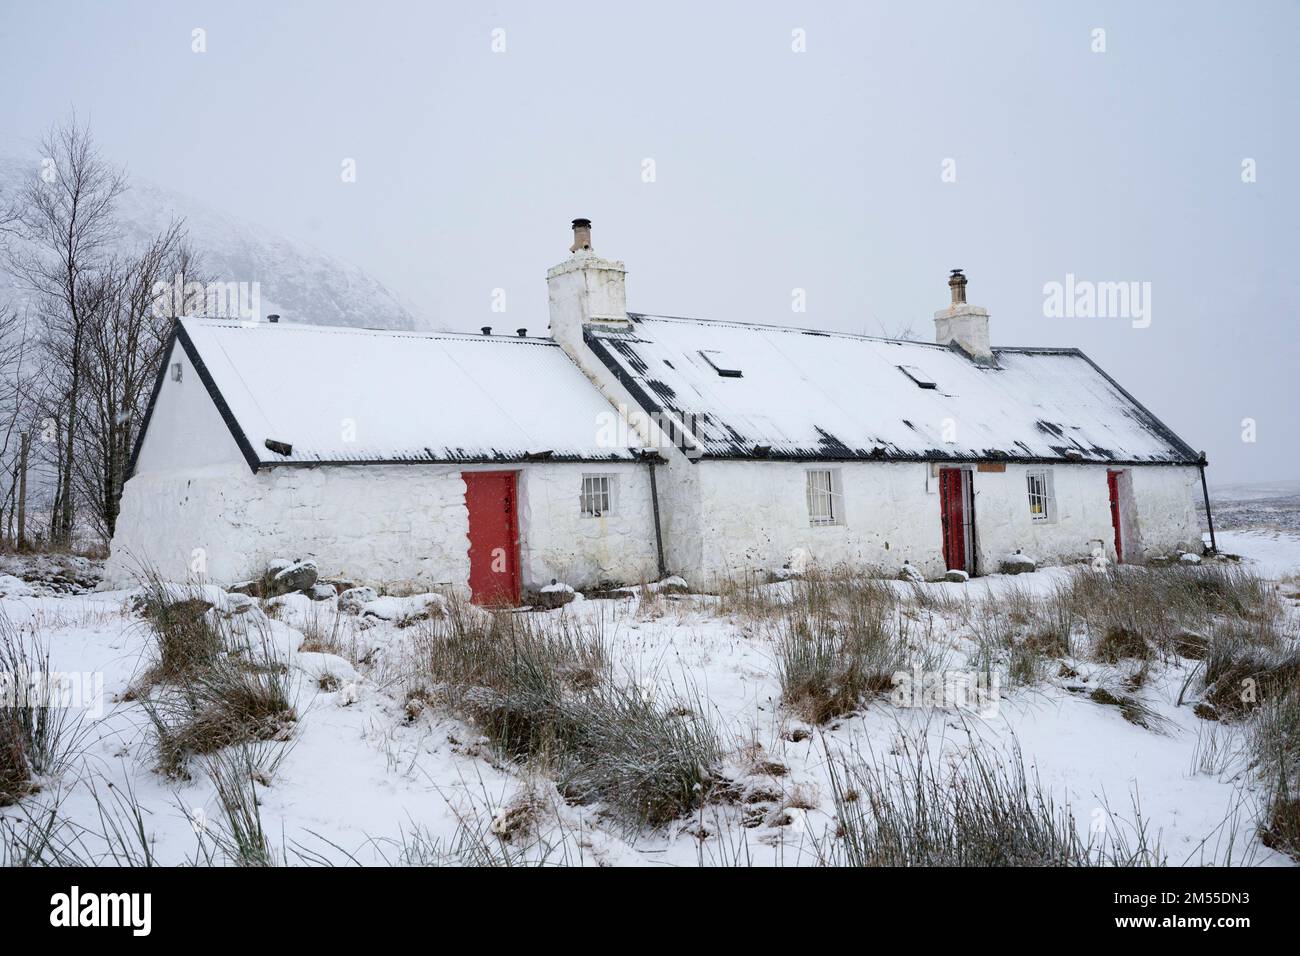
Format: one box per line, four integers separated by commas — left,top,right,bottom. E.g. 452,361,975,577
106,460,658,593
678,459,1204,584
514,463,659,589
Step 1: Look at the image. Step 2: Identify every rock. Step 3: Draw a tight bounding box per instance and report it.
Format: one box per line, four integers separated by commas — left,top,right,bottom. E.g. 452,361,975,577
943,569,969,583
648,576,690,595
268,559,318,596
229,579,263,598
359,593,448,626
535,580,576,610
999,551,1037,575
307,583,337,602
321,579,354,595
1178,551,1202,565
339,586,378,615
897,562,924,584
224,593,258,615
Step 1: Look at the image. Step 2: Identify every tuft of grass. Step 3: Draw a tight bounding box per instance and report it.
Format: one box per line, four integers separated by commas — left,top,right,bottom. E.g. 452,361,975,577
1058,565,1280,662
826,737,1164,867
417,599,721,826
142,625,296,779
133,570,223,680
1251,684,1300,860
775,571,902,724
714,571,782,621
195,745,276,866
559,685,720,827
0,615,84,805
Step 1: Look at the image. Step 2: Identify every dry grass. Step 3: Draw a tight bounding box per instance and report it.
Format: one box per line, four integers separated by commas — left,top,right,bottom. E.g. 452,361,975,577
0,616,83,805
1060,565,1280,662
1250,684,1300,860
132,570,223,681
415,598,721,826
713,572,783,621
775,571,903,724
826,736,1164,867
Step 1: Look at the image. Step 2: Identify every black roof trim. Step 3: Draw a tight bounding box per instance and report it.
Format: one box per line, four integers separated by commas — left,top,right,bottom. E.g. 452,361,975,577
127,322,263,477
258,454,645,469
177,321,264,474
693,452,1195,466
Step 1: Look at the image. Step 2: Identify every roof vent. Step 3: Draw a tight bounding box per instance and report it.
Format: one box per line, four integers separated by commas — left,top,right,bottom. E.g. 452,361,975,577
569,218,592,253
480,326,492,336
516,328,527,338
267,314,280,324
264,438,293,456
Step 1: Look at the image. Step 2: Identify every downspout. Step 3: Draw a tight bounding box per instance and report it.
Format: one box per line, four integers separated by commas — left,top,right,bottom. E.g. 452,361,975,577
640,450,667,578
1197,451,1217,554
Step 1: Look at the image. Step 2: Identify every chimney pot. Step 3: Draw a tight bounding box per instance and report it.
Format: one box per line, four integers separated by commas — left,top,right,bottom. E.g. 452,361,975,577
516,328,527,338
569,218,593,253
948,269,967,306
480,326,492,336
267,314,280,324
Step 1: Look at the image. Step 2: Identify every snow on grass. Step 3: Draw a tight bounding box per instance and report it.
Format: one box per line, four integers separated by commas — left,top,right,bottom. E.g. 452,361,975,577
3,531,1299,866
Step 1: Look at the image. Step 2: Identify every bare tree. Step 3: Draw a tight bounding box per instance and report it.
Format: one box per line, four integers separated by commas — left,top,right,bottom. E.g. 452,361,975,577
75,222,192,539
5,115,126,545
0,307,38,547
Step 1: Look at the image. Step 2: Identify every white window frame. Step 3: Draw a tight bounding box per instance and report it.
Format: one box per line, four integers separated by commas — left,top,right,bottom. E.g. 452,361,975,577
806,468,845,527
580,474,615,517
1026,468,1056,523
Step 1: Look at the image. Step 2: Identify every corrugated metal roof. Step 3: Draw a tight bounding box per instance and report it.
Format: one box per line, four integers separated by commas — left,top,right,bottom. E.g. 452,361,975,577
175,318,640,466
585,314,1198,465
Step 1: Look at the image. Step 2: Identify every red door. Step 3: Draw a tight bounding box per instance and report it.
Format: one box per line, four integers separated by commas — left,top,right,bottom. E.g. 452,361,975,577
1107,470,1124,563
463,471,520,605
939,467,967,572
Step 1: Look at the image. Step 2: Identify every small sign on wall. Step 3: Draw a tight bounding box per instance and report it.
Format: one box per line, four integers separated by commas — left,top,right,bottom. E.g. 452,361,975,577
977,462,1007,473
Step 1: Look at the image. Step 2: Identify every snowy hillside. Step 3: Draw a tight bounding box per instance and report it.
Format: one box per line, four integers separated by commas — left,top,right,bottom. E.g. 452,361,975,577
0,155,426,331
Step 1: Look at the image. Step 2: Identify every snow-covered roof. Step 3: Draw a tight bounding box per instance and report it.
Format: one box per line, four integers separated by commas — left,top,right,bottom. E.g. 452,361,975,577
143,318,641,470
585,314,1198,465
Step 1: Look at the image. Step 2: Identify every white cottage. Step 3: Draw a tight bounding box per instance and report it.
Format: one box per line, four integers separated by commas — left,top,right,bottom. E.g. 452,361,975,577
105,219,1210,597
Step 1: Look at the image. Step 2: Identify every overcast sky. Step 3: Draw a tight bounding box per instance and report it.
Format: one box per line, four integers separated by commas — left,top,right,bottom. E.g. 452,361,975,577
1,0,1295,484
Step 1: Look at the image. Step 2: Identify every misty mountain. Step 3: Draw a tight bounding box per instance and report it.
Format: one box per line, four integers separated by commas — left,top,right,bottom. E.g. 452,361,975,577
0,155,425,331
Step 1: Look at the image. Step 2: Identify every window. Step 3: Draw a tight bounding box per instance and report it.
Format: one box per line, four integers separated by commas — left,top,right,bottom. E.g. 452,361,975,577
1026,469,1056,523
806,468,844,526
580,474,614,517
897,365,937,389
698,349,743,378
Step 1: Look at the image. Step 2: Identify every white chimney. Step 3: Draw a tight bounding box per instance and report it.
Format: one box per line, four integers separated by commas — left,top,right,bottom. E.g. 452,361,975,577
547,218,629,351
933,269,993,363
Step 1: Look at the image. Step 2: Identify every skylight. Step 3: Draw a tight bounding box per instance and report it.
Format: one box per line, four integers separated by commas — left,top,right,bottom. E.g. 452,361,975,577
897,365,938,389
699,349,743,378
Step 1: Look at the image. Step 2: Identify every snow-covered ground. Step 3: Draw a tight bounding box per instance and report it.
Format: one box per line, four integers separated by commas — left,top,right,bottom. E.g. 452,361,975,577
4,508,1299,867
